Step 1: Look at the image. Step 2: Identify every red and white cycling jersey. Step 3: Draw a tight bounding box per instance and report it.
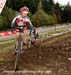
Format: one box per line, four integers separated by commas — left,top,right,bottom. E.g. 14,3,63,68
11,14,33,32
12,14,31,27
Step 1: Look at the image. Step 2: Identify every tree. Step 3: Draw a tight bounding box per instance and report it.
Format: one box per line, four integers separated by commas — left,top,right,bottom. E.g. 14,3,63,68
62,2,71,23
23,0,39,14
32,0,57,27
6,0,39,14
42,0,55,15
54,2,62,23
0,5,16,30
32,0,48,27
6,0,24,10
0,16,3,30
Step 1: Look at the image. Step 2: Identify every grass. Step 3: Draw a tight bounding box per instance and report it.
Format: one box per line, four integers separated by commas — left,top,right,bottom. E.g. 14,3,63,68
0,40,15,62
0,40,15,49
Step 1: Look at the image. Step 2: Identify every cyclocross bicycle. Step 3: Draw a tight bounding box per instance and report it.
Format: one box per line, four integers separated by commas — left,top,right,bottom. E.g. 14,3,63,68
14,28,39,71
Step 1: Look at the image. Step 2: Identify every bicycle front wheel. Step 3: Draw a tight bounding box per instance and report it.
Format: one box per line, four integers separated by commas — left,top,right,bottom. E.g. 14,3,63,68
15,37,22,71
15,50,20,71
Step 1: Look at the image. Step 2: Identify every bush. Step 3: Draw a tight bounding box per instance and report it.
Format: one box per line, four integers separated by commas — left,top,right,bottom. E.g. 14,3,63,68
32,9,58,27
0,16,4,30
32,9,48,27
0,5,17,30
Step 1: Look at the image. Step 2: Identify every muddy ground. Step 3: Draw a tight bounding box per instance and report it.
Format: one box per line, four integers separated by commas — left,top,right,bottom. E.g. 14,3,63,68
0,32,71,75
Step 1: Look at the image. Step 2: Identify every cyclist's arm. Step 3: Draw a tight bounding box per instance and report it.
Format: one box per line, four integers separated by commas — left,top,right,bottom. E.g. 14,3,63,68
26,19,34,35
11,14,20,28
11,17,17,29
26,17,33,30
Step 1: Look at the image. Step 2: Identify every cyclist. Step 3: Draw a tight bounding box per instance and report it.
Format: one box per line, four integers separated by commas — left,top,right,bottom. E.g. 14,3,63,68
33,27,39,40
11,6,33,46
31,27,39,45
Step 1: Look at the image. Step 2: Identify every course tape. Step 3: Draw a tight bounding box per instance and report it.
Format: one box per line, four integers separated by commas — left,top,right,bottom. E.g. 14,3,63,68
0,31,16,37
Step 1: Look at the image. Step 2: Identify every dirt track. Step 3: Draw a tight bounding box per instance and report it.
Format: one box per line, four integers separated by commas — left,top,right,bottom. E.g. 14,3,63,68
0,32,71,75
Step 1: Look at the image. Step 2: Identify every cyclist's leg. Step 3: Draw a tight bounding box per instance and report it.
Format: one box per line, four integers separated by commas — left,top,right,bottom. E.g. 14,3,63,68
18,32,23,53
21,31,26,50
22,29,30,49
23,30,29,44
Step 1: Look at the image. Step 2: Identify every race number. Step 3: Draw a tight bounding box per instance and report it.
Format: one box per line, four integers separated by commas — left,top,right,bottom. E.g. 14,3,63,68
0,0,7,14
